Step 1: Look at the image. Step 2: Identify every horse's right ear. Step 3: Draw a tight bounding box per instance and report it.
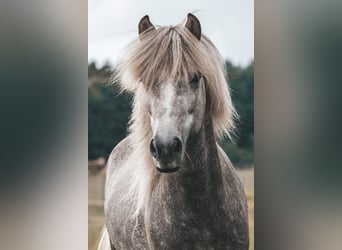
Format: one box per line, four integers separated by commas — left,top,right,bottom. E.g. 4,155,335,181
138,15,155,36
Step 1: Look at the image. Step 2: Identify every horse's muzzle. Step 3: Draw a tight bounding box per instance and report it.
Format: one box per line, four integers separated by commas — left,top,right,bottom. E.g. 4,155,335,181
150,137,183,173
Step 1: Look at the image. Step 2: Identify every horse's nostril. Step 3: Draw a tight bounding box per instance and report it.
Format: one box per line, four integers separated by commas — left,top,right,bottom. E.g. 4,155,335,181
150,137,182,162
172,137,182,154
150,139,158,158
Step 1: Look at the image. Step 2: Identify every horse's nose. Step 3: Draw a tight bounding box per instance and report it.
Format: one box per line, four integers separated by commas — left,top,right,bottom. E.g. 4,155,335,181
150,137,182,163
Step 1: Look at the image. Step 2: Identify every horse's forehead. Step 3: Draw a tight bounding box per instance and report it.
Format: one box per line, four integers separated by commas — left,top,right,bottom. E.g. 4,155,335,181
150,80,188,98
150,84,160,97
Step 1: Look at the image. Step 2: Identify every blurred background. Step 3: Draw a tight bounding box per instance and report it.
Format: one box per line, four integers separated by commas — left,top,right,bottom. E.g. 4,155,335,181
88,0,254,249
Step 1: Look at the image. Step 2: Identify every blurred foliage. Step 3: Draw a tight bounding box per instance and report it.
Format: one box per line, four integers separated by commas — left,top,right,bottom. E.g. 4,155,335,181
88,64,132,159
220,61,254,167
88,60,254,167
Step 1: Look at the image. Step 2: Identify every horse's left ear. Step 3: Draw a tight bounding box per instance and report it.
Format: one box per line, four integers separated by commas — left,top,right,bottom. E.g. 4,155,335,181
138,15,155,36
185,13,201,40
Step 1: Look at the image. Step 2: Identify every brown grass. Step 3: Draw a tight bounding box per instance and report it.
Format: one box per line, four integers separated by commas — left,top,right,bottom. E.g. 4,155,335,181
236,168,254,250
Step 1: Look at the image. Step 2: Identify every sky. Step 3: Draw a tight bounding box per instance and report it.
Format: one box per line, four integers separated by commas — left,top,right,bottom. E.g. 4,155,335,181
89,0,254,67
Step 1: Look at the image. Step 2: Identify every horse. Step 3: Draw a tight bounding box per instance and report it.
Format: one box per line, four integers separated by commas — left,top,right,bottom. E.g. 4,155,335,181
98,13,249,250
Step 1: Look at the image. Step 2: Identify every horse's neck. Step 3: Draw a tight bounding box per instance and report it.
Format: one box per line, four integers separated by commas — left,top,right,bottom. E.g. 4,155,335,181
143,116,226,248
183,115,224,194
156,114,224,199
187,114,219,170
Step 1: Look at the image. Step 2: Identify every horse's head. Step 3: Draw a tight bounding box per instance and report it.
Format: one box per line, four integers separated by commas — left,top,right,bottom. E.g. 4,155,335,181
138,14,205,173
115,14,236,174
148,73,207,173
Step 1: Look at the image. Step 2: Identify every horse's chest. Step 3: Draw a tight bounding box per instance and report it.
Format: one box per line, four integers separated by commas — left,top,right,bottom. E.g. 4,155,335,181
105,171,248,249
149,208,214,249
147,196,243,249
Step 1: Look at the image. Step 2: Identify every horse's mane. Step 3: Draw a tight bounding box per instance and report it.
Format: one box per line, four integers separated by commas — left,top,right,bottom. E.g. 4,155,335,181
110,22,238,219
113,24,237,139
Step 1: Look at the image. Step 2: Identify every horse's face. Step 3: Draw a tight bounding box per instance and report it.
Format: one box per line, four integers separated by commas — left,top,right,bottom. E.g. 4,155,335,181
148,75,206,173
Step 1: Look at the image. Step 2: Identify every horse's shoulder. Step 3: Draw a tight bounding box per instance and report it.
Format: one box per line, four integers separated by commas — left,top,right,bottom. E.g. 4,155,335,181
216,144,234,170
106,137,132,175
110,136,132,158
217,144,249,241
217,144,246,196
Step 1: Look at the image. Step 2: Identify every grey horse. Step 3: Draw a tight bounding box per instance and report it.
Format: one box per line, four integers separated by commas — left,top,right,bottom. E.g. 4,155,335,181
98,13,249,250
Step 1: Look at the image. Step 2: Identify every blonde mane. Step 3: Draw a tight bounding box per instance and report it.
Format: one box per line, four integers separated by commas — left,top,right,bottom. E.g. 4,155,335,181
110,22,238,220
114,24,237,139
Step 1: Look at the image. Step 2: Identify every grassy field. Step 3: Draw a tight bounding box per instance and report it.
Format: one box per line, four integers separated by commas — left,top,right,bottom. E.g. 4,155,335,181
88,167,254,250
88,170,106,250
237,168,254,250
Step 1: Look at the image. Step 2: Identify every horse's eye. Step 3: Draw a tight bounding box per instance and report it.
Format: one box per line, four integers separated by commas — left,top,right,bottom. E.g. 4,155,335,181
190,74,201,87
190,75,199,84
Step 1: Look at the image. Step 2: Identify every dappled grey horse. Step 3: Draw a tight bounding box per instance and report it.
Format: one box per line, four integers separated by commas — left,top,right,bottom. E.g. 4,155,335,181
98,13,249,250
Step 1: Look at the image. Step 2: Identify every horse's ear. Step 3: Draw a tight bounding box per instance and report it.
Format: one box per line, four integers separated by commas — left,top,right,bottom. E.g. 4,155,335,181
138,15,155,36
185,13,201,40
